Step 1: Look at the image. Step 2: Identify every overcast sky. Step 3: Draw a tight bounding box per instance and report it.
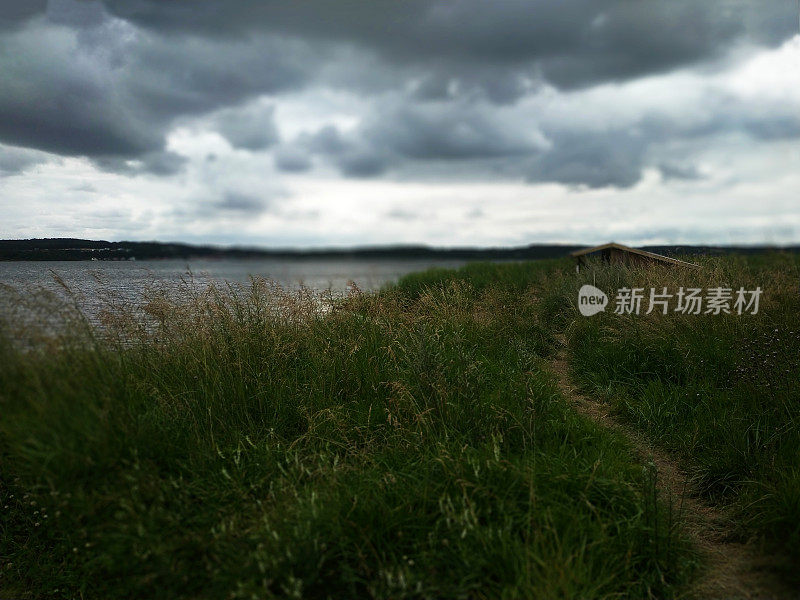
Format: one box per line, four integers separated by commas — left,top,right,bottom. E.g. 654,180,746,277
0,0,798,247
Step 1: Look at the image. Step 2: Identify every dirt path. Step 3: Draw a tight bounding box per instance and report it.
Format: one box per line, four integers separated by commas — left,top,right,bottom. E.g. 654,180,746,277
550,334,795,600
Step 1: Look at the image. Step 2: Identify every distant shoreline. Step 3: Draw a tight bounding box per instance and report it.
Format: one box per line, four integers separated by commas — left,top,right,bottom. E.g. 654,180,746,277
1,238,798,262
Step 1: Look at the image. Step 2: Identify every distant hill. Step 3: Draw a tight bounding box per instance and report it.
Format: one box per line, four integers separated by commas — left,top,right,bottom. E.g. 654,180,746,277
0,238,798,261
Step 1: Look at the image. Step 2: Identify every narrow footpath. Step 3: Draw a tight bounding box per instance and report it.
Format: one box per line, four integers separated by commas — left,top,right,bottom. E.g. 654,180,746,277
550,334,795,600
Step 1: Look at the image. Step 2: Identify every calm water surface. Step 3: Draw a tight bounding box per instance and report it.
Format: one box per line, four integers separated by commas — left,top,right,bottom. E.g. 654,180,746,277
0,258,467,292
0,259,468,333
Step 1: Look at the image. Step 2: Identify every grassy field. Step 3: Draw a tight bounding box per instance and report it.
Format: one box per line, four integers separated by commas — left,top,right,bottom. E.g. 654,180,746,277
0,253,797,598
561,254,800,579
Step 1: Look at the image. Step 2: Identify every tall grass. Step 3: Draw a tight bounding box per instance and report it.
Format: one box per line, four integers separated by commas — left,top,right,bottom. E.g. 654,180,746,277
553,253,800,577
0,274,691,598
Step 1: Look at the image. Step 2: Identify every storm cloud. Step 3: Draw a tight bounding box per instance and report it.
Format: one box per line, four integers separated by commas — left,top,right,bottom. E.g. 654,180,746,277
0,0,798,245
0,3,311,166
97,0,794,88
0,145,52,176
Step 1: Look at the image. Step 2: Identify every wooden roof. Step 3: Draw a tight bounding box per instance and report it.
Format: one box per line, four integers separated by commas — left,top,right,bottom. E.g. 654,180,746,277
569,242,701,268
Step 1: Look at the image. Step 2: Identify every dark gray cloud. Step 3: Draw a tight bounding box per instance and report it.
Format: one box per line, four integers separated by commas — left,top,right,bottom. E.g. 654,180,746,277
273,146,312,172
215,191,268,215
296,75,800,188
140,151,188,176
168,187,286,224
294,125,389,178
93,150,187,176
337,149,389,178
0,7,311,172
127,34,311,120
46,0,106,29
0,0,47,30
0,145,52,176
527,130,646,188
305,126,347,155
294,103,544,179
363,103,542,160
0,26,162,157
100,0,795,92
0,0,797,191
531,98,800,187
741,115,800,141
296,105,639,186
211,104,279,150
658,162,702,181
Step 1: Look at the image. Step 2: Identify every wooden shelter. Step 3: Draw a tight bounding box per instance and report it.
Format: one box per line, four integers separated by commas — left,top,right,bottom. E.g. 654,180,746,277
570,242,700,272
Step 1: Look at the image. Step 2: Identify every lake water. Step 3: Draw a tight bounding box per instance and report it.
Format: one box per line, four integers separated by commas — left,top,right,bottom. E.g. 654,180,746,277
0,257,467,294
0,258,468,337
